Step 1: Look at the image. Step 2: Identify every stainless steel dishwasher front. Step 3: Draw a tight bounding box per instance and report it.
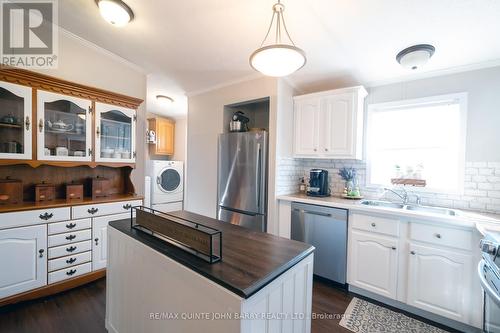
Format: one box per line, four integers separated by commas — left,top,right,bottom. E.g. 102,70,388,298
291,202,348,284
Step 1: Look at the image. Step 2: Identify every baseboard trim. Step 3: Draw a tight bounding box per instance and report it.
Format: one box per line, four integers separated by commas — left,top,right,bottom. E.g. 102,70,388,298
0,269,106,307
348,285,481,333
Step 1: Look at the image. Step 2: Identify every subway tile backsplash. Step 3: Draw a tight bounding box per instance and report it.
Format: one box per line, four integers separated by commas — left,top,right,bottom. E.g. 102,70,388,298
276,158,500,215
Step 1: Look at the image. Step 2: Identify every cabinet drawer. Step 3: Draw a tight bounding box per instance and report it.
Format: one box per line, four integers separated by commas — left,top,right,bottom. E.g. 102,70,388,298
72,200,142,219
48,262,92,284
409,222,472,250
48,229,91,248
0,207,71,230
351,213,399,236
48,240,92,259
48,251,91,272
48,218,91,235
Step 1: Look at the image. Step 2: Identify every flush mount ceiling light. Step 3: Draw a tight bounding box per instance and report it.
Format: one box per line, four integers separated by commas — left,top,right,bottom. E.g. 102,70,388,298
156,95,174,105
396,44,435,70
249,0,306,77
95,0,134,27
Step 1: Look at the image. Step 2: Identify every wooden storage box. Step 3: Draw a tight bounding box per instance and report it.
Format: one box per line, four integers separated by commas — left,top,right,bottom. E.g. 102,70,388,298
66,183,84,201
35,182,56,202
0,178,23,205
91,177,110,199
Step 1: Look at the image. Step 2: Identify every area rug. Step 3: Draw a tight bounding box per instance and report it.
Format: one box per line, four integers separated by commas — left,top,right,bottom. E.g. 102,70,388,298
339,298,449,333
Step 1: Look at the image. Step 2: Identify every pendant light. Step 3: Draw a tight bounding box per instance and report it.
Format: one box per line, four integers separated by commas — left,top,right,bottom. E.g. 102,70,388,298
250,1,306,77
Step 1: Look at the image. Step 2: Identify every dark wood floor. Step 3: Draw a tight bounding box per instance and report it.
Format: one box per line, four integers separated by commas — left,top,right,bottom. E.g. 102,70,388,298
0,278,453,333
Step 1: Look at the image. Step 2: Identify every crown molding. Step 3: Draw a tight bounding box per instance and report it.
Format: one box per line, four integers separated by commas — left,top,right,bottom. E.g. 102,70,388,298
365,58,500,88
59,27,147,74
186,73,265,97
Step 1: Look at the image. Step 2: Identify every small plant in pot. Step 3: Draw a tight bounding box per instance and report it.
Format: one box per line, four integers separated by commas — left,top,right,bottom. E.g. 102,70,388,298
339,167,361,198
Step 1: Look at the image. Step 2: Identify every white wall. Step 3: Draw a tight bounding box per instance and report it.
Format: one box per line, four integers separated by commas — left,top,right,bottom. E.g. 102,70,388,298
366,66,500,162
35,30,147,194
173,117,187,162
186,77,278,221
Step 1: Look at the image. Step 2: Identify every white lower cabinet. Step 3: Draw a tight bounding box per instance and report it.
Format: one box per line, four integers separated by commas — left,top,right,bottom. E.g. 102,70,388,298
92,213,129,271
406,243,472,323
349,230,398,299
0,225,47,299
348,212,480,328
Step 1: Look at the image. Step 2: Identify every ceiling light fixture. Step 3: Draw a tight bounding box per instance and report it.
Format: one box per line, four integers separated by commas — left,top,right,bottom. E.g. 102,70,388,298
249,0,306,77
396,44,435,70
95,0,134,27
156,95,174,105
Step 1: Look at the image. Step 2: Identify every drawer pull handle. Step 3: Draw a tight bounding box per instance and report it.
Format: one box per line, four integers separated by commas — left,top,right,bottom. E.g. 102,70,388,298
66,223,76,229
410,251,416,255
95,238,99,246
371,223,376,227
435,233,442,239
66,257,76,264
87,208,98,215
39,212,54,220
38,249,44,258
66,269,77,276
66,234,76,241
391,247,396,250
66,246,77,252
123,204,132,210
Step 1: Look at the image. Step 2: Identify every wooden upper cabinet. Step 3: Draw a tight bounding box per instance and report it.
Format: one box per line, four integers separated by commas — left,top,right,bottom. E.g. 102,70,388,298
149,117,175,156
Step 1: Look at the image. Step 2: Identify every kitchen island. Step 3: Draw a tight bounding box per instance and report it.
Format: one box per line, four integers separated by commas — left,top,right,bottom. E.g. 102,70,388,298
106,210,315,333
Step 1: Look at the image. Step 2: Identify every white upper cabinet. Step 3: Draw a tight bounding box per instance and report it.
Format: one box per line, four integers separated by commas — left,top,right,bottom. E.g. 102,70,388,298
37,90,92,161
95,102,136,163
293,98,320,155
0,224,47,299
293,86,367,159
0,81,32,160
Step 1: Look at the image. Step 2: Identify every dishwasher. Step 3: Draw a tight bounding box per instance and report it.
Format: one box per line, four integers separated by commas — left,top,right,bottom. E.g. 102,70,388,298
291,202,348,284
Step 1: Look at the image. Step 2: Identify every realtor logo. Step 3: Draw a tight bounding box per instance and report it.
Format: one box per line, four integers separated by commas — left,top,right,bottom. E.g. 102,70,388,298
1,0,58,68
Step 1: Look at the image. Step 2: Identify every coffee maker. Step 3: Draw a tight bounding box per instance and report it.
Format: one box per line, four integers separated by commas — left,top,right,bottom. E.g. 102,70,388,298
307,169,330,197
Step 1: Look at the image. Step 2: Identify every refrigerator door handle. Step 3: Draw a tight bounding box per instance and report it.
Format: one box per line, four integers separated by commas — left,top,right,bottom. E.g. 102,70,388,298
256,143,262,209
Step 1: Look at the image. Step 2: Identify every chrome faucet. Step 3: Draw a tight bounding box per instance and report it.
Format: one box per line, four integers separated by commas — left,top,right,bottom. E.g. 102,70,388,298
384,187,409,205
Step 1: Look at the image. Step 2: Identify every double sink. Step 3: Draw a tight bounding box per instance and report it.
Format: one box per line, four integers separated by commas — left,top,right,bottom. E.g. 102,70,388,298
360,200,458,216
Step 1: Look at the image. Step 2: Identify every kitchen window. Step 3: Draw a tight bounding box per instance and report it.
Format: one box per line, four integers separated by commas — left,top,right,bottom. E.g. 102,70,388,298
366,93,467,193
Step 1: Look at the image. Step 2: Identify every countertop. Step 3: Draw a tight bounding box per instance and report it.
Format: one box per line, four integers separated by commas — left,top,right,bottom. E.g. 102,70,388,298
278,193,500,229
109,210,315,299
0,193,143,214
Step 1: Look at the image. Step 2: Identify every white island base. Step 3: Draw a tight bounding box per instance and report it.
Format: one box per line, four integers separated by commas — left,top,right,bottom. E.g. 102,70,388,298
106,226,314,333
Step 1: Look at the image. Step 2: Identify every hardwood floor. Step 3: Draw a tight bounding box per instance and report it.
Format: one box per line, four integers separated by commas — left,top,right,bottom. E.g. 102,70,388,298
0,277,453,333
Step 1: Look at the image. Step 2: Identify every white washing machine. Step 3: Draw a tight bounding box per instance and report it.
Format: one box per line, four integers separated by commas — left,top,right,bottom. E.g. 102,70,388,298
148,160,184,212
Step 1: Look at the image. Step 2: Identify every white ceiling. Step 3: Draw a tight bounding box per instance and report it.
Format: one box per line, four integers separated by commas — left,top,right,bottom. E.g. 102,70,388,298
59,0,500,105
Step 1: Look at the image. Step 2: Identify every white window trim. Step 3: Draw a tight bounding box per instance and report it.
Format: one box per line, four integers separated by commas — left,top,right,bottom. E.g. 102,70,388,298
365,92,468,195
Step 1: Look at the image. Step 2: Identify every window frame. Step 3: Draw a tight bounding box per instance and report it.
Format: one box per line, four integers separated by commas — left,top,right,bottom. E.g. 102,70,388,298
365,92,468,194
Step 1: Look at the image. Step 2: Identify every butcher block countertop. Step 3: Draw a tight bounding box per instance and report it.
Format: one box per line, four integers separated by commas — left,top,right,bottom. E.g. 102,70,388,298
0,193,143,214
109,210,315,299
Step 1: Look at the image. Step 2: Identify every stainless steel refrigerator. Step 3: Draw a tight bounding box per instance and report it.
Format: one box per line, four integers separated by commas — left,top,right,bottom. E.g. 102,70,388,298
217,131,267,232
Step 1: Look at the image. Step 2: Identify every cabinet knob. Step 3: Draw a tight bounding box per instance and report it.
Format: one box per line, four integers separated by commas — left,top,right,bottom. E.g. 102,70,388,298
66,257,77,264
313,148,317,152
95,238,99,246
38,249,44,258
25,116,30,131
96,126,100,136
123,204,132,210
410,251,416,255
88,207,98,215
38,118,44,133
66,222,76,229
371,223,376,227
435,233,442,239
66,246,77,252
324,148,328,152
39,212,53,220
391,247,396,250
66,234,76,241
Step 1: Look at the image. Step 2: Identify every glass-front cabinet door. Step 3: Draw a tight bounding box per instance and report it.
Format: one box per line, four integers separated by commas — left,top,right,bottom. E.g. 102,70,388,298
37,91,92,161
0,81,32,160
95,102,136,163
